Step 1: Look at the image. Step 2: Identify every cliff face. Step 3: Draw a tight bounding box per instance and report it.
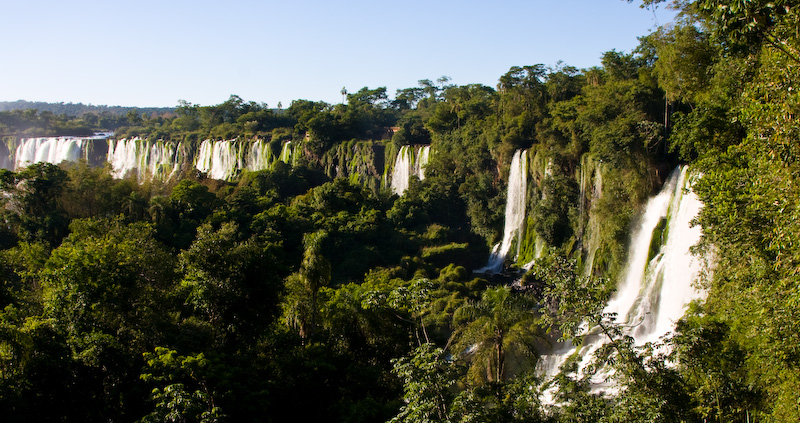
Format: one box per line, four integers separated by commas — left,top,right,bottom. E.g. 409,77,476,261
1,134,668,280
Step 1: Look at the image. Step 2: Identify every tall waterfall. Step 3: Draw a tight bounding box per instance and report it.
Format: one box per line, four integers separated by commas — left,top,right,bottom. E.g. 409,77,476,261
107,138,184,180
390,145,431,195
247,139,276,171
601,167,704,343
625,166,705,344
9,133,110,170
538,166,706,393
478,149,528,273
194,140,245,181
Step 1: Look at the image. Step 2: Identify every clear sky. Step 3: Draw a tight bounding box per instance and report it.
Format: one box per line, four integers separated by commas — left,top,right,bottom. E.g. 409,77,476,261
1,0,676,108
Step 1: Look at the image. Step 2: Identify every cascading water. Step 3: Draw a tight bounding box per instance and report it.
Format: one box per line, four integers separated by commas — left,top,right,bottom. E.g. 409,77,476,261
4,134,423,187
279,141,295,165
627,166,705,344
603,169,682,328
111,138,284,182
12,134,110,170
390,146,413,195
247,140,276,171
0,143,12,170
478,149,528,273
195,140,243,181
107,138,183,180
390,145,431,195
416,145,430,181
538,166,707,395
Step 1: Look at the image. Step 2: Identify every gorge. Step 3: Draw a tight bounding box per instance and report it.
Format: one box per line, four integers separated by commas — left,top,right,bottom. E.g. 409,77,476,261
3,5,797,416
3,136,709,387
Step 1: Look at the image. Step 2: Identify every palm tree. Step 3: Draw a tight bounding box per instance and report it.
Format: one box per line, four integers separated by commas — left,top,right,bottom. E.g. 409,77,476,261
282,230,331,340
148,195,170,224
122,191,148,221
451,286,542,384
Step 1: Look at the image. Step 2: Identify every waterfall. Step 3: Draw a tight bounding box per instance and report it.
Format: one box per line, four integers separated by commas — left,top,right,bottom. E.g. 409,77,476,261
628,166,705,344
108,138,281,181
246,139,276,171
14,136,91,170
108,138,145,179
0,142,12,170
194,141,212,175
390,145,431,195
279,141,295,164
110,138,276,181
478,149,528,273
538,166,706,395
8,133,112,171
107,138,183,180
194,140,243,181
390,146,413,195
416,145,430,181
603,169,682,327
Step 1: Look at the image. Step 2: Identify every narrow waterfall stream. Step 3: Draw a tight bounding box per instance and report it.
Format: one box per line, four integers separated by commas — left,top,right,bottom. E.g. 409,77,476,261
390,146,413,195
477,149,528,273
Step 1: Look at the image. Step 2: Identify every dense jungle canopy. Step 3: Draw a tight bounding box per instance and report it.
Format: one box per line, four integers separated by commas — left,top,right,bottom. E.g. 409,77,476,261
1,1,799,421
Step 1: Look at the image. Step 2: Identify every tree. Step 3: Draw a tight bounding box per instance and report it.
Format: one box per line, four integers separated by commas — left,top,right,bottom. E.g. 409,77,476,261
451,286,541,384
649,24,716,104
139,347,225,423
37,218,176,417
282,230,331,340
389,343,460,423
167,180,218,248
532,255,693,422
671,308,761,422
0,163,69,246
180,222,282,344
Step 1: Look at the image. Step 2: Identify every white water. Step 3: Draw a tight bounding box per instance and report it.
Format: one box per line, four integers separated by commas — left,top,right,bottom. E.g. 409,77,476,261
195,140,244,181
478,149,528,273
390,146,413,195
11,133,110,170
15,138,83,169
279,141,295,164
416,145,430,180
247,140,275,171
390,145,431,195
604,170,682,326
539,166,706,394
629,167,704,344
107,138,183,180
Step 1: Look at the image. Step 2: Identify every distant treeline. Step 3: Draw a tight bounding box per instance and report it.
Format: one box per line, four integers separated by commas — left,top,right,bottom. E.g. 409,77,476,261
0,101,177,137
0,100,175,117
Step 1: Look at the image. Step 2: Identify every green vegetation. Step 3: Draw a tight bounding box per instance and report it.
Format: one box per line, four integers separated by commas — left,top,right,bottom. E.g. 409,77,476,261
1,1,799,421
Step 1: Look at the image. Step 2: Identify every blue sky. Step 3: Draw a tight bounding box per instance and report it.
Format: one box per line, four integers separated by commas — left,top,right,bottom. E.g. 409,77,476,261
1,0,677,108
